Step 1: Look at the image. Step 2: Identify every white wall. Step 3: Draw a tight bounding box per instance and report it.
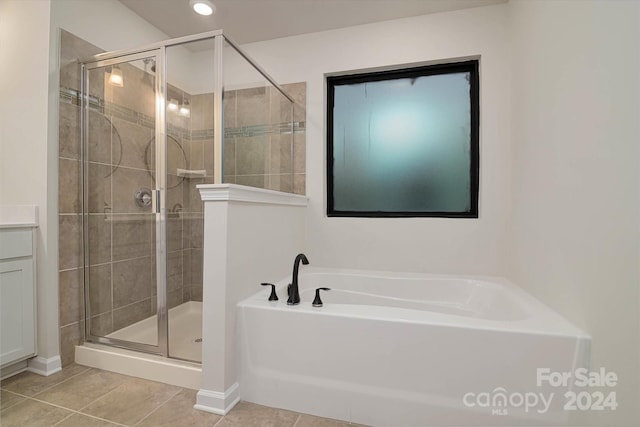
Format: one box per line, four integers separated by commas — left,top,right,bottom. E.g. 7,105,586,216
510,1,640,425
0,0,60,364
238,5,511,276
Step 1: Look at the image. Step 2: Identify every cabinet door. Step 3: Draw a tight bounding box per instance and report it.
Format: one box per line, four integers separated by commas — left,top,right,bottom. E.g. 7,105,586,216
0,259,35,366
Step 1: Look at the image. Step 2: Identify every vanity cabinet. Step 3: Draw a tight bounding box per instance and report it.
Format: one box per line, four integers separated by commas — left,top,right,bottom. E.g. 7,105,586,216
0,228,36,367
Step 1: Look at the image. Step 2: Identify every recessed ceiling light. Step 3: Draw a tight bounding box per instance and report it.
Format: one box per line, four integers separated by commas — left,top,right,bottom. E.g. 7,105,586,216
189,0,215,16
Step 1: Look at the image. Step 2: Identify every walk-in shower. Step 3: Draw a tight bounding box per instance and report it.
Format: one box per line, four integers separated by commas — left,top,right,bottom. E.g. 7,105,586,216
75,30,299,370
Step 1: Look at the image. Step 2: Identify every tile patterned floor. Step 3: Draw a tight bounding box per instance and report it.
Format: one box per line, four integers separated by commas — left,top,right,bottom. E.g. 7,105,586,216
0,364,366,427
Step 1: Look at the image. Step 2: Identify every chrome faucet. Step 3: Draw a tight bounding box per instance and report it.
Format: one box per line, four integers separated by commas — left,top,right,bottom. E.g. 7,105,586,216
287,253,309,305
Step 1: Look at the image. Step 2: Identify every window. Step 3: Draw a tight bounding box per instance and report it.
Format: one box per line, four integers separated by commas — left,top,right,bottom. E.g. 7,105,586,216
326,60,479,217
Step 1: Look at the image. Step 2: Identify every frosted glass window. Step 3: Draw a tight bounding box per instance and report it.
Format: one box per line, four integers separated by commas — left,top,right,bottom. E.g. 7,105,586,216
327,61,479,217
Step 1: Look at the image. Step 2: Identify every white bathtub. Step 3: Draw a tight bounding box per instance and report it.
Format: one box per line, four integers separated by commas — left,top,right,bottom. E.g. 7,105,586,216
237,267,591,427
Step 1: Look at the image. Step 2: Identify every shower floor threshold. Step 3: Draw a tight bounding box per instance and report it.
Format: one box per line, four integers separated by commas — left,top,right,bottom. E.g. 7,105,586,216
75,342,202,390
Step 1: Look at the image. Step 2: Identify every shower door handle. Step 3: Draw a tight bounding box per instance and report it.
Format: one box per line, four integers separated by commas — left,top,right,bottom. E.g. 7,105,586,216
152,190,161,214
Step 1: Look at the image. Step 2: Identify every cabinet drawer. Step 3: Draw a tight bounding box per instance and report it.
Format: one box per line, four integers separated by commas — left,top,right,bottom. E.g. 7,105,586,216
0,229,33,259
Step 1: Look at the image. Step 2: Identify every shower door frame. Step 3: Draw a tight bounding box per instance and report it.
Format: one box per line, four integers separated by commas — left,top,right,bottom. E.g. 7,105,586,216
81,47,169,356
80,29,294,359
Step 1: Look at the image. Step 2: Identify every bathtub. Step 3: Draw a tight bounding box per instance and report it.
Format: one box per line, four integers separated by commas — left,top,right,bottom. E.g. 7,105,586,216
237,267,591,427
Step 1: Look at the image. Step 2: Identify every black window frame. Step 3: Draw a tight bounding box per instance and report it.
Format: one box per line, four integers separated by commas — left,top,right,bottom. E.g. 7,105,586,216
326,60,480,218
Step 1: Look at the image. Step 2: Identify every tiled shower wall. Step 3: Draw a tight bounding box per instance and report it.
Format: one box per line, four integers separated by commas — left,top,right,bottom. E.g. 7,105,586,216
222,84,306,194
57,30,306,365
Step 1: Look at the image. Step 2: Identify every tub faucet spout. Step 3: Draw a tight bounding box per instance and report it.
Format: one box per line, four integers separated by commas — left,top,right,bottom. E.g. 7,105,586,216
287,253,309,305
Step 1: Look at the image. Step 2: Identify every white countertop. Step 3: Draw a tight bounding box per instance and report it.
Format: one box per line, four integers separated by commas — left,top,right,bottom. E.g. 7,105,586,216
0,205,38,228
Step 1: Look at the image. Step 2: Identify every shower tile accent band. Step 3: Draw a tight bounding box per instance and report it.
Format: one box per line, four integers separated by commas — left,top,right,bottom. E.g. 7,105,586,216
60,87,306,140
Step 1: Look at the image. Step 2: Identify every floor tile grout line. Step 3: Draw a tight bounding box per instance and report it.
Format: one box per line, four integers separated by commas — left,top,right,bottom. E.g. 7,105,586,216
74,376,131,414
50,410,76,426
30,366,93,397
1,366,92,400
12,394,128,427
292,413,302,427
0,389,29,412
211,412,226,427
131,387,184,427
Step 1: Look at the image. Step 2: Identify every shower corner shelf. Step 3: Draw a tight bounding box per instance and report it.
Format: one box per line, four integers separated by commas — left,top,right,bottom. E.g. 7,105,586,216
177,168,207,179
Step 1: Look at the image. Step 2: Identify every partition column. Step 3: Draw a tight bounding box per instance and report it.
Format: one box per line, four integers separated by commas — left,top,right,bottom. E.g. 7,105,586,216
195,184,307,415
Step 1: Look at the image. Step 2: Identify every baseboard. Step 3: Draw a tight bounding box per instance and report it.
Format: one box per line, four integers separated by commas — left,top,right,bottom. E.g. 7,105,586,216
27,355,62,376
194,382,240,415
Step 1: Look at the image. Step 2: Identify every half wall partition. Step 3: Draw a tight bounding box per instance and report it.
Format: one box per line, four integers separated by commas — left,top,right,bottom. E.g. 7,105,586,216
80,30,297,362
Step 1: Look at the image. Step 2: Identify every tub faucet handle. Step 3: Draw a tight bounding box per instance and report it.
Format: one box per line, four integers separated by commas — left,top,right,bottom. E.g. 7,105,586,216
312,287,331,307
261,283,278,301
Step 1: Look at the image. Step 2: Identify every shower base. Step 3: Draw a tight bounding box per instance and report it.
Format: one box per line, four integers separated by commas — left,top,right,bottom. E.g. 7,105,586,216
107,301,203,362
75,301,202,389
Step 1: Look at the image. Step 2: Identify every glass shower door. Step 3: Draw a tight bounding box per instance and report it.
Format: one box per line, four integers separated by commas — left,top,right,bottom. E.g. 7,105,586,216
82,50,167,355
163,39,214,363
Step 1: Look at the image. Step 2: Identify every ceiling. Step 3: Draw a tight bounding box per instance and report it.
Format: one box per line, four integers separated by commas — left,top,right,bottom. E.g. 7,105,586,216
118,0,507,45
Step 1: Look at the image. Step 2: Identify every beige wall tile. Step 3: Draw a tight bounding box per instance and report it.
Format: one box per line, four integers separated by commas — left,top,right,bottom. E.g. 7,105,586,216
189,217,203,249
189,248,203,287
87,163,112,214
59,268,84,327
111,118,154,171
89,312,114,337
59,102,80,159
190,284,203,302
182,286,191,303
167,289,183,309
166,250,183,292
88,264,111,316
166,217,183,252
284,81,307,124
168,135,188,175
112,299,152,331
236,136,268,176
111,167,153,214
236,87,268,127
236,175,268,189
293,133,306,174
112,257,152,309
112,216,153,261
60,321,84,367
223,90,236,129
108,62,155,119
87,111,112,164
268,174,293,193
59,158,81,214
203,137,214,178
223,137,236,176
59,215,82,270
185,178,205,212
269,134,293,174
87,214,111,265
294,173,306,196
